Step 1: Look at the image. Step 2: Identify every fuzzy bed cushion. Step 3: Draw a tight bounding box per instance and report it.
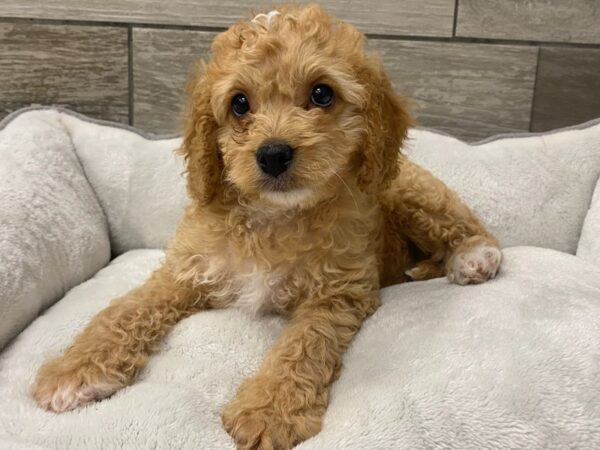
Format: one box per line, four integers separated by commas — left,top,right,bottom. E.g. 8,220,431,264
578,176,600,266
0,111,110,349
1,247,599,449
1,108,600,449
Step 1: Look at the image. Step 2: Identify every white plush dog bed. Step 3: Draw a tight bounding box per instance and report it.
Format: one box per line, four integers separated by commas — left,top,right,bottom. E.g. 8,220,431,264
1,108,599,449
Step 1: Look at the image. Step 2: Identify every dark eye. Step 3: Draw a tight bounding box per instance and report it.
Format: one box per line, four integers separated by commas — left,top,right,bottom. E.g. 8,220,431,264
232,93,250,117
310,84,334,108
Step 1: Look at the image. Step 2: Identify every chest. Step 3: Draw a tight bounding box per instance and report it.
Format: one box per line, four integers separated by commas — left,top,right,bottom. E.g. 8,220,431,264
184,203,380,314
230,261,294,315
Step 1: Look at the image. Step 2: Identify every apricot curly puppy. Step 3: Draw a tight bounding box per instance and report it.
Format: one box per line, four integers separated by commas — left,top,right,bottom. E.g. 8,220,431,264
33,4,502,449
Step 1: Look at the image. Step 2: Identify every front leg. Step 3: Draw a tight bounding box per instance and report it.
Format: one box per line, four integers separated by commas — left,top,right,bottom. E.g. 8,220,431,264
222,292,379,450
32,265,204,412
381,159,502,285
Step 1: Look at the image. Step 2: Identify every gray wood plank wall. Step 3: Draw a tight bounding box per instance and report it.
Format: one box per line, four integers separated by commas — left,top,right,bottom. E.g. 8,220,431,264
0,0,454,36
133,29,217,133
457,0,600,45
0,23,128,123
1,1,599,141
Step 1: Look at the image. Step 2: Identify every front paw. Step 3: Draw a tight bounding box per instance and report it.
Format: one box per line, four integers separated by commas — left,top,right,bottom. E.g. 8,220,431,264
32,354,123,412
221,376,323,450
447,243,502,285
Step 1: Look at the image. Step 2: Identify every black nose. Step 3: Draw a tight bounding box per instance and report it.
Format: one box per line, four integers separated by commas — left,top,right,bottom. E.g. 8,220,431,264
256,142,294,178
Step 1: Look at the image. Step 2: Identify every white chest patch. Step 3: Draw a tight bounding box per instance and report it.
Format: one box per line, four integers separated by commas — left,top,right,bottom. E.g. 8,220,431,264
233,265,285,315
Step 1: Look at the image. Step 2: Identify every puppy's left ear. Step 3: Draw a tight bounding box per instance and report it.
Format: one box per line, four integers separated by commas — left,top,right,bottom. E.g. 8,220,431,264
355,59,412,194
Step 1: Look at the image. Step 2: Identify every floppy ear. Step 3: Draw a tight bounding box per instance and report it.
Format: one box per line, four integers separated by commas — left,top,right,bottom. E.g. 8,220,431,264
179,71,222,206
355,58,412,194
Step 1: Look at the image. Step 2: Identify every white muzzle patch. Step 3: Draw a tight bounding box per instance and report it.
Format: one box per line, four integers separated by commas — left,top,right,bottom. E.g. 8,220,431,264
261,188,313,208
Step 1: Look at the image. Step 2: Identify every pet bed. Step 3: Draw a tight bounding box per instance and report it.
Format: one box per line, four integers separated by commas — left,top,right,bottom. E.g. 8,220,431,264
1,107,599,449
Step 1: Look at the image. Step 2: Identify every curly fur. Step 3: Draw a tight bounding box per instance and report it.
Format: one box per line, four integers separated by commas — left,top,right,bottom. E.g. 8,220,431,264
32,4,501,449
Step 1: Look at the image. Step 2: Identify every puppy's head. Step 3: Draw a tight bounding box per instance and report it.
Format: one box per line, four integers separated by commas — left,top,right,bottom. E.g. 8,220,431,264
181,4,411,209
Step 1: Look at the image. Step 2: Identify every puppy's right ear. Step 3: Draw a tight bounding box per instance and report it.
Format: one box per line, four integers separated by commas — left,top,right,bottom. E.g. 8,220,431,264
179,71,222,206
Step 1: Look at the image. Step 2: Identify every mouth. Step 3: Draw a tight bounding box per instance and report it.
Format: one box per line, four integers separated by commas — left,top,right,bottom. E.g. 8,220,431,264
258,169,299,192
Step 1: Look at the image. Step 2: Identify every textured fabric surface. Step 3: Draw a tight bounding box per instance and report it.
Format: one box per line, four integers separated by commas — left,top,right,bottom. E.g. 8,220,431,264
406,124,600,254
0,111,110,350
2,107,600,449
58,114,187,255
578,176,600,266
0,247,599,449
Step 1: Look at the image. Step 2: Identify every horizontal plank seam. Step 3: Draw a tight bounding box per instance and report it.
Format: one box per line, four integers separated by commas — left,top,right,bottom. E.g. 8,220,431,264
366,34,600,49
0,16,227,33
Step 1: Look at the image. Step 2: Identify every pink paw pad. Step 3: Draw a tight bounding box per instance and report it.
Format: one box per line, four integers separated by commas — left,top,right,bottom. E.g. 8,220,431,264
448,245,502,285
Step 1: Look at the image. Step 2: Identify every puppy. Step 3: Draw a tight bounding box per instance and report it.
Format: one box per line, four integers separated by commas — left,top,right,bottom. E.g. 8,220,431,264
32,4,502,449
